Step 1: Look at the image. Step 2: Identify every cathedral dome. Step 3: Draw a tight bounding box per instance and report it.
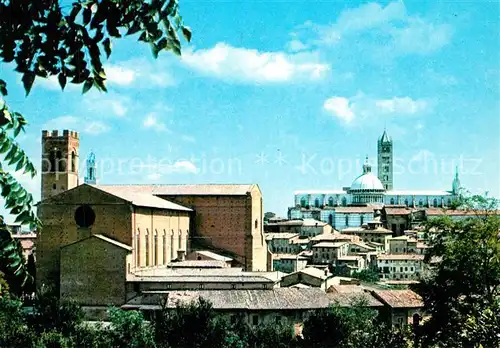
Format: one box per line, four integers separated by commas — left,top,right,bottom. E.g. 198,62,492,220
350,172,385,191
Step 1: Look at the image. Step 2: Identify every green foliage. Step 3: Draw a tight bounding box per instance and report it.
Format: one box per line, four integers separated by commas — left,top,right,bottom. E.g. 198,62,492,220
0,296,36,347
302,303,413,348
351,267,380,283
0,271,9,296
106,307,155,348
153,297,229,348
417,194,500,347
302,303,378,347
0,0,191,294
263,212,276,223
0,0,191,95
27,288,84,336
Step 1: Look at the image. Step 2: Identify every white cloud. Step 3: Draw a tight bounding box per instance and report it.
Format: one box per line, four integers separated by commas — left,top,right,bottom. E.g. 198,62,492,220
323,97,355,123
181,134,196,143
147,173,162,181
143,113,169,132
182,42,330,83
375,97,428,115
43,116,110,135
104,65,136,86
84,92,129,117
104,59,175,88
142,160,199,177
293,1,452,56
162,160,199,174
324,93,429,124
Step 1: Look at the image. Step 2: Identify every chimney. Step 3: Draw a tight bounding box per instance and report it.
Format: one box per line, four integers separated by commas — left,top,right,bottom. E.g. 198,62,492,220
177,250,186,261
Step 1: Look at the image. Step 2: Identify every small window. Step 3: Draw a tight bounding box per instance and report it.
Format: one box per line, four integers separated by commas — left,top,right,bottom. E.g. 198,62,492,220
52,184,56,190
275,316,281,324
255,219,258,229
231,284,236,289
252,315,259,325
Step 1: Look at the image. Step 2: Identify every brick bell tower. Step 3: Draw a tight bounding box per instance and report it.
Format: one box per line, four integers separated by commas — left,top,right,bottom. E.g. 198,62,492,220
41,130,80,201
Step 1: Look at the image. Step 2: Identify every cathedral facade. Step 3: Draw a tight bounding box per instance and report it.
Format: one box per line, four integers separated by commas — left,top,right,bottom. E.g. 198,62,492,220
288,130,461,229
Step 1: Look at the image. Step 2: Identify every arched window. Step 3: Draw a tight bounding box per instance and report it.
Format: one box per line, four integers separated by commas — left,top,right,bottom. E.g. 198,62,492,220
345,215,349,227
341,197,347,207
255,219,258,229
170,230,175,260
145,229,150,266
360,215,364,225
314,198,320,208
447,198,451,206
56,150,65,171
328,197,334,206
404,198,409,207
300,197,307,208
163,230,167,265
390,198,395,205
49,150,57,172
154,230,158,265
178,230,182,250
328,214,333,226
71,151,76,173
418,200,423,207
135,231,140,267
433,198,438,207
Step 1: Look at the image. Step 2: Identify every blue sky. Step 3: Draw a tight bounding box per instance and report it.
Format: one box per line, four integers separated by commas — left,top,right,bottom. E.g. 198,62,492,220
1,0,499,221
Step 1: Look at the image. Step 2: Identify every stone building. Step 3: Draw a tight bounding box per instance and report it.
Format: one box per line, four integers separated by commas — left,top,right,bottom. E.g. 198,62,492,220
99,184,269,272
41,130,79,201
289,130,460,228
36,129,269,299
37,183,192,293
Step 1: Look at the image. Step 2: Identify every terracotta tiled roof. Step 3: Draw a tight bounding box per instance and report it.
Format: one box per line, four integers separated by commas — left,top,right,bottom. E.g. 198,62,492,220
302,219,328,227
168,260,228,268
123,288,330,310
192,250,232,262
378,254,425,261
93,185,192,211
312,242,347,248
342,227,392,234
348,242,376,250
327,285,383,307
384,207,415,215
96,184,256,196
334,207,375,213
311,233,360,242
371,289,424,308
266,219,304,226
265,233,299,240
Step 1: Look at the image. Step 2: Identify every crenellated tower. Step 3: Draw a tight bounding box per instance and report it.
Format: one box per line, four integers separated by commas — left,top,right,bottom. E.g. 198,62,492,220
41,130,79,201
377,129,393,190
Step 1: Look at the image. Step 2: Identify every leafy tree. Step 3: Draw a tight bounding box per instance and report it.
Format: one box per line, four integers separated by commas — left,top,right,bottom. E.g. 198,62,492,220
0,296,36,347
26,288,84,337
247,321,298,348
417,194,500,348
302,303,378,347
105,307,155,348
0,271,9,296
153,297,229,348
264,212,276,223
0,0,191,292
351,267,380,283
